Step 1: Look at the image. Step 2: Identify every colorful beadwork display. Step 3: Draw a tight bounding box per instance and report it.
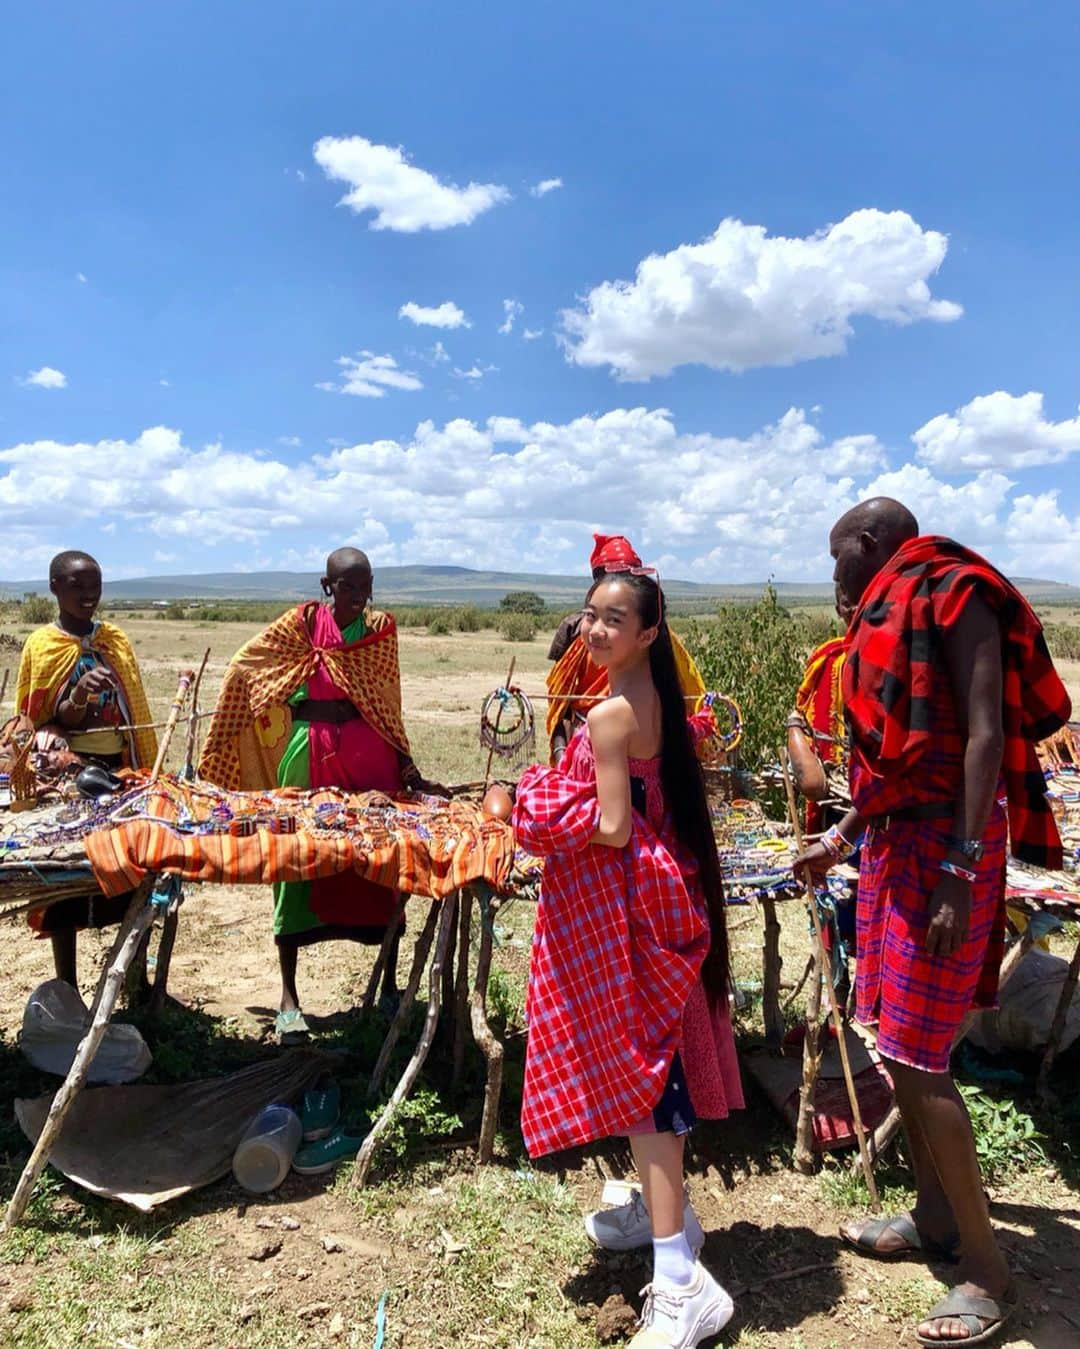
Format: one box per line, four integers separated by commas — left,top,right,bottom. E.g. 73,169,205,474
479,685,536,773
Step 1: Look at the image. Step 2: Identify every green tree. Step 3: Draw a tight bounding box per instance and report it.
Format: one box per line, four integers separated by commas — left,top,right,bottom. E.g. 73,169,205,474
499,590,546,616
683,585,839,777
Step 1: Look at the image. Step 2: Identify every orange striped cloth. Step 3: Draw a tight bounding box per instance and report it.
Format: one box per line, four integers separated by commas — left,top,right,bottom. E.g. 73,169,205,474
83,782,514,900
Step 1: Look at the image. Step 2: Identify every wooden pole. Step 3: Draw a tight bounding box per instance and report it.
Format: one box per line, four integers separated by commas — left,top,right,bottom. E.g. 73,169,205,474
149,668,195,781
760,894,784,1046
451,889,473,1087
182,647,211,778
0,669,9,706
470,890,504,1165
352,895,458,1188
367,901,440,1098
362,894,408,1013
781,749,879,1209
482,657,517,790
3,888,157,1229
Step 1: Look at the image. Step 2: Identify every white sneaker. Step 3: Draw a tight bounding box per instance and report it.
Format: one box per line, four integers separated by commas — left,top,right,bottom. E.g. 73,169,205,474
583,1188,706,1255
627,1263,735,1348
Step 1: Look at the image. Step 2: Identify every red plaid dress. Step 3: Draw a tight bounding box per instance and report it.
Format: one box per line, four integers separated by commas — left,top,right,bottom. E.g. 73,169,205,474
513,724,742,1158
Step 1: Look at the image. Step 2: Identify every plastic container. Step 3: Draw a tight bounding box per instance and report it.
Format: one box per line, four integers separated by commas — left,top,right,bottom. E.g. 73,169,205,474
0,773,11,808
232,1104,302,1194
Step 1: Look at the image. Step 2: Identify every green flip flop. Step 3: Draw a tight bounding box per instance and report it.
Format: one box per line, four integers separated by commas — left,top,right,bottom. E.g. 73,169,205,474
274,1007,310,1046
300,1077,340,1141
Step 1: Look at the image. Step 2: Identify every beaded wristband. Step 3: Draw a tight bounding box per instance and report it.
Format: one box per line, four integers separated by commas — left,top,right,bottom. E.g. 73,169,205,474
821,824,855,860
939,859,977,884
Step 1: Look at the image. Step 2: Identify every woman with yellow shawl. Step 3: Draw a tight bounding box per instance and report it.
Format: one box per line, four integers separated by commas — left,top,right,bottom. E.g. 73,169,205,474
16,550,158,985
546,535,706,763
199,547,441,1043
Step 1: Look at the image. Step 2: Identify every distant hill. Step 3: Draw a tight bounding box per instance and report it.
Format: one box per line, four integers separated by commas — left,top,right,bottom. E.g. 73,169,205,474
3,565,1078,609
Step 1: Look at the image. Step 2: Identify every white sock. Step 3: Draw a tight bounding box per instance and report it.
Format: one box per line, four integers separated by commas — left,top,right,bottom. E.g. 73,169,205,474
652,1229,696,1288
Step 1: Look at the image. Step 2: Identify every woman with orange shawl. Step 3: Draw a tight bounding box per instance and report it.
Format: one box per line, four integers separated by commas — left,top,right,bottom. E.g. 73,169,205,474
546,535,706,763
199,548,440,1041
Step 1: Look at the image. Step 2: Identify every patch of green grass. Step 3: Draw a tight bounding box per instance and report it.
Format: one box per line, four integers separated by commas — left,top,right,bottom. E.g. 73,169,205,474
872,1273,947,1325
817,1158,914,1217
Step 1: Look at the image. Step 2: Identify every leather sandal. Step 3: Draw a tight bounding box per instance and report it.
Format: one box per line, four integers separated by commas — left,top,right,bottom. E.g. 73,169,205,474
915,1285,1016,1345
842,1212,959,1262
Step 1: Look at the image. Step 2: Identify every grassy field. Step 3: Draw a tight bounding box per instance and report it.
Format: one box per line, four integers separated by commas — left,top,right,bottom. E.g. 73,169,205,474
0,615,1078,1347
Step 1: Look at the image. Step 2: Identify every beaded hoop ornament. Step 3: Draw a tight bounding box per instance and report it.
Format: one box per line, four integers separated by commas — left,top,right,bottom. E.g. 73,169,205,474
479,685,536,773
701,692,744,755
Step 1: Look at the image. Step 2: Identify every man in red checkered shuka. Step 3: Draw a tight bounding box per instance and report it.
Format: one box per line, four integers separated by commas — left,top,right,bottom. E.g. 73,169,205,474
798,498,1070,1348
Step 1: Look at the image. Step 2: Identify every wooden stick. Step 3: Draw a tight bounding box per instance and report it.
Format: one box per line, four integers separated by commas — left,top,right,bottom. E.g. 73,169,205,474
759,894,784,1046
182,647,211,778
149,668,195,781
781,750,879,1208
470,890,504,1164
367,901,440,1098
2,887,156,1229
728,1258,840,1301
352,895,458,1188
451,889,473,1087
482,656,517,790
793,941,825,1173
0,668,9,706
362,894,408,1013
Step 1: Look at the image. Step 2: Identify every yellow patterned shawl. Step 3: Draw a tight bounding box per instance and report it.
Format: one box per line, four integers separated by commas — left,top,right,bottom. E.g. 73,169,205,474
15,621,158,769
198,603,409,791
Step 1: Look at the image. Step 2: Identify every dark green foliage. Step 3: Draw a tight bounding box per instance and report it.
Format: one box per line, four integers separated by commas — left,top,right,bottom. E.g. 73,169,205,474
1045,623,1080,661
499,591,547,616
684,585,840,774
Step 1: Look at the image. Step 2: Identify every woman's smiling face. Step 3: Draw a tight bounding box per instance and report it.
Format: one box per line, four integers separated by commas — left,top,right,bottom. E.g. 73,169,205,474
580,576,656,670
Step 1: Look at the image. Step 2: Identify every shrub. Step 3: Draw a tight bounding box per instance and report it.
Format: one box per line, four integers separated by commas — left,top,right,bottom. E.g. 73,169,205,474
683,585,840,775
427,616,450,635
20,594,54,624
498,612,537,642
450,604,486,632
1046,623,1080,662
163,600,187,621
499,590,546,616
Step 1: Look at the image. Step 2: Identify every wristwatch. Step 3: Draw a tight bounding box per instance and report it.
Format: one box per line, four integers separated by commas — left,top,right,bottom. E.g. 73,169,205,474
947,836,984,863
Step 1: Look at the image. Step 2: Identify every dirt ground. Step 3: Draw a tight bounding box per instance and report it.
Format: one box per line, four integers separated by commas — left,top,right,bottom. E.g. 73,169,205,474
0,618,1078,1348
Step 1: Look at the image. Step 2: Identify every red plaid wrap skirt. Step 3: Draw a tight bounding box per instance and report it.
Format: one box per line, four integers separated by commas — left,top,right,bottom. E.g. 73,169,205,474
855,803,1007,1073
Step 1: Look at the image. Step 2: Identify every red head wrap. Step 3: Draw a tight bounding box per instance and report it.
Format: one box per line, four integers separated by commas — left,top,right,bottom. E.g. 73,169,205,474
589,534,642,570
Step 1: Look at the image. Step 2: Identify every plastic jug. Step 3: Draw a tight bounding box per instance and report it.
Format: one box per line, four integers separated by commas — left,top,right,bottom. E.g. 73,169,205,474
232,1103,302,1193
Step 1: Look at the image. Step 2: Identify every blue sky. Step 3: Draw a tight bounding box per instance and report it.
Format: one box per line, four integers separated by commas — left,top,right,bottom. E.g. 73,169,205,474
2,1,1078,582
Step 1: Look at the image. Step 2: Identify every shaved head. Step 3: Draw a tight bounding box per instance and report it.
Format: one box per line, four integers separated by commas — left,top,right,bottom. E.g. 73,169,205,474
829,497,920,609
325,547,370,580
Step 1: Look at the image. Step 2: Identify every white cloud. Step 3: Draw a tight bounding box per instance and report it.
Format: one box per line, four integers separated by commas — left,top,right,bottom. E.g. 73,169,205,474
562,208,962,380
398,300,470,329
530,177,563,198
313,135,510,232
278,435,302,448
522,328,544,341
20,366,68,390
430,341,450,364
76,272,87,284
3,408,1078,582
453,364,497,381
317,352,423,399
499,299,524,335
159,378,170,388
913,391,1080,471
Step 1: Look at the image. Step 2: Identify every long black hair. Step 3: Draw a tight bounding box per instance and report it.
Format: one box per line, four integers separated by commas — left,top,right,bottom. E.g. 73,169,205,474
586,572,730,1005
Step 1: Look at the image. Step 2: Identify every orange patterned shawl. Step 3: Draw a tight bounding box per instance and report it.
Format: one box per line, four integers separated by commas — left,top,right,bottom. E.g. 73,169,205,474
199,603,409,791
794,636,847,768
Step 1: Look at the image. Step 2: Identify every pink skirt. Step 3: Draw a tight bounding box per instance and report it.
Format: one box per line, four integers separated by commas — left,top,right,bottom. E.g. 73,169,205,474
625,980,744,1134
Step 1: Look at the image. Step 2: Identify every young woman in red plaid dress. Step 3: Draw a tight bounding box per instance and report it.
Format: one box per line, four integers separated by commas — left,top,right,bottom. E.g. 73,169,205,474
514,570,741,1348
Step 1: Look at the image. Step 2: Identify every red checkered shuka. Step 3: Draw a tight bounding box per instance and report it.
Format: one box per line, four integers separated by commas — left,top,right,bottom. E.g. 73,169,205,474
512,756,709,1158
844,535,1071,868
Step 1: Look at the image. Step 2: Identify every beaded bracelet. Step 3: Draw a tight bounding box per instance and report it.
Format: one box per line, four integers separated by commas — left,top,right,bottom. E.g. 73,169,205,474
821,824,855,861
939,859,977,884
